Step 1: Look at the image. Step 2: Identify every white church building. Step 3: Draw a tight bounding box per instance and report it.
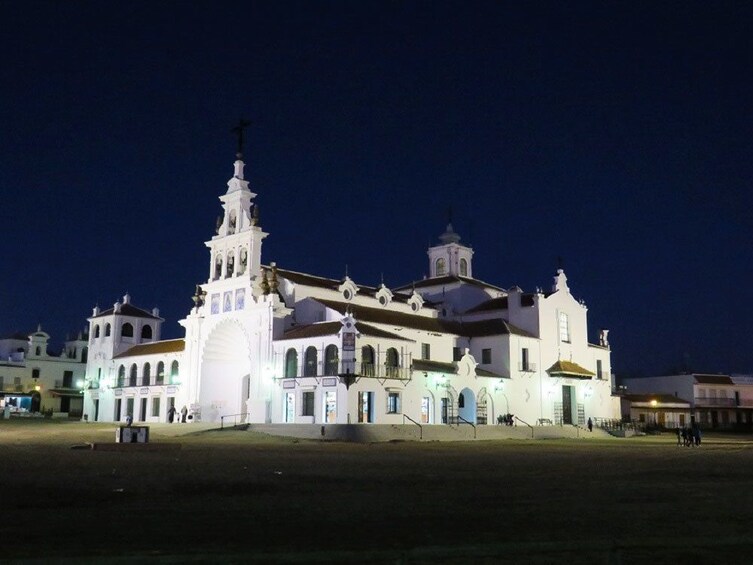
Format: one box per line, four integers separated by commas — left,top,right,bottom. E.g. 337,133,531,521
82,148,617,428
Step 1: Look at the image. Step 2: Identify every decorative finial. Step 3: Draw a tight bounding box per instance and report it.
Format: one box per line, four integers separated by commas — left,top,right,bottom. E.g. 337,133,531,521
270,264,279,293
260,270,270,295
231,118,251,158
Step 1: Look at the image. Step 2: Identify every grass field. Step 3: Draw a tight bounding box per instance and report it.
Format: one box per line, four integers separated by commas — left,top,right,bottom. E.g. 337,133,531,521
2,420,753,563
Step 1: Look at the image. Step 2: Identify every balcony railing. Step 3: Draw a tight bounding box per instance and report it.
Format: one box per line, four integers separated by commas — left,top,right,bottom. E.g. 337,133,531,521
283,360,411,381
518,362,537,372
694,397,736,407
115,376,172,388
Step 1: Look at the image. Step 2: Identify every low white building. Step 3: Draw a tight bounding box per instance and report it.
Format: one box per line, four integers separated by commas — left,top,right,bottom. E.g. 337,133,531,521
0,327,89,417
621,373,753,430
83,148,618,428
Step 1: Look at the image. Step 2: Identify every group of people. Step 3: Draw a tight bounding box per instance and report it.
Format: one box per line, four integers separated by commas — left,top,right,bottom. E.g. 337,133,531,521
167,405,188,423
497,413,515,426
676,424,702,447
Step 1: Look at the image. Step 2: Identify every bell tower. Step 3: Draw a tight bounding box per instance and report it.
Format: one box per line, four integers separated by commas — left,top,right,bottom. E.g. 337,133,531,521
427,222,474,279
204,120,268,291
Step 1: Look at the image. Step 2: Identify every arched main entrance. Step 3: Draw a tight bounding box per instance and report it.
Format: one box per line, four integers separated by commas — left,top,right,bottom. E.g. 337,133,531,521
458,387,477,424
199,321,251,423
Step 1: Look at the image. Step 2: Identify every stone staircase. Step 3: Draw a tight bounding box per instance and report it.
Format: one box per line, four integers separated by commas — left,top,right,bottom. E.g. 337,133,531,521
245,423,614,442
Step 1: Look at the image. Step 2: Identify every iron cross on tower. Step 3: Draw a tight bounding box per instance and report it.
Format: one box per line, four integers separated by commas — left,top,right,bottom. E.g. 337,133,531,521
231,119,251,158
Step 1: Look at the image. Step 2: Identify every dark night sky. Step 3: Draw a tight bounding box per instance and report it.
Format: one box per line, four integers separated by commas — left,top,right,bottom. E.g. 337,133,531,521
2,1,752,377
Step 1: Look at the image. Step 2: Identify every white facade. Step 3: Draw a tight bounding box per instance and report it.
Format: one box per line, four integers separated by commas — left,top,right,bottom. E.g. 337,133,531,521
83,150,618,428
621,374,753,429
0,327,88,417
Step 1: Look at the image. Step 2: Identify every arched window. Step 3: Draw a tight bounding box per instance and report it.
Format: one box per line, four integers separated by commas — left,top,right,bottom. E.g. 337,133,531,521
143,362,151,386
141,325,153,339
435,258,446,276
361,345,375,377
285,349,298,378
214,255,223,280
35,346,41,356
170,360,179,384
105,323,111,337
118,365,125,387
129,363,137,387
385,347,399,378
460,258,468,277
81,347,88,363
156,361,165,385
226,252,235,278
325,345,339,376
228,210,237,234
304,346,318,377
94,325,100,339
239,248,248,275
122,323,134,338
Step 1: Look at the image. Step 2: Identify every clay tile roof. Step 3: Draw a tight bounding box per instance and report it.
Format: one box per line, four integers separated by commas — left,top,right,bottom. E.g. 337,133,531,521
114,339,185,359
465,293,537,313
546,360,595,379
460,318,536,338
279,321,342,340
623,394,689,405
693,374,734,385
272,266,414,303
278,321,413,342
395,275,505,292
92,303,162,320
315,299,448,333
412,359,458,373
314,299,535,338
410,359,507,379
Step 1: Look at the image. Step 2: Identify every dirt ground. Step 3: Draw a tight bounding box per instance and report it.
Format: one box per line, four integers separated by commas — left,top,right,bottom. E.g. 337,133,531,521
2,420,753,563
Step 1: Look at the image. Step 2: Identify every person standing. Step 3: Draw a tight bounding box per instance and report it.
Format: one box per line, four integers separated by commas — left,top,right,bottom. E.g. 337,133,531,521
180,405,188,423
587,417,593,432
167,405,176,424
676,426,682,446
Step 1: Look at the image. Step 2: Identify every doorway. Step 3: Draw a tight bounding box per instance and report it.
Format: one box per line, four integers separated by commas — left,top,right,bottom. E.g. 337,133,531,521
562,385,574,424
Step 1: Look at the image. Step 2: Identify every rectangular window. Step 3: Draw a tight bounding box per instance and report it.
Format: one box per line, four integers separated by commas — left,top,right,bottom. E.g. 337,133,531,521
482,348,492,364
324,391,337,423
521,348,529,371
421,343,431,360
62,370,73,387
559,312,570,342
596,360,603,380
151,397,160,417
32,368,41,380
452,347,462,361
302,391,315,416
0,376,3,390
387,392,401,414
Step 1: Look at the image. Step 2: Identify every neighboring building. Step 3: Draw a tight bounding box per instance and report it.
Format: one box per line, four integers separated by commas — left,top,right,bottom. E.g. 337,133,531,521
83,148,617,427
0,327,89,417
619,394,691,428
620,373,753,430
